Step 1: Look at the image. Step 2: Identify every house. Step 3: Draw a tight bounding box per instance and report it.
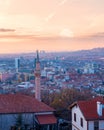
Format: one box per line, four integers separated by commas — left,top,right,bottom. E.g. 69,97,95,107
0,93,57,130
70,97,104,130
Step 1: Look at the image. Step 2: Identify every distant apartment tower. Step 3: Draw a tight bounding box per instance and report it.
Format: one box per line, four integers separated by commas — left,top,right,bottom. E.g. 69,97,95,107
15,58,20,73
34,50,41,101
83,63,95,74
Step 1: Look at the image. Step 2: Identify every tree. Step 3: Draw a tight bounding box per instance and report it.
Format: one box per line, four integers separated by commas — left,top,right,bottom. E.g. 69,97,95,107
42,88,93,120
15,114,23,130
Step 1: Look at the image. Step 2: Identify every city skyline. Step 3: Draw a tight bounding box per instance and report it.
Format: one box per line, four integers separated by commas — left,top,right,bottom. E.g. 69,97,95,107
0,0,104,53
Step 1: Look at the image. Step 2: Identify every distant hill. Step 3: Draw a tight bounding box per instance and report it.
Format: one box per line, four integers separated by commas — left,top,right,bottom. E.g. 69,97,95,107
0,47,104,59
65,48,104,59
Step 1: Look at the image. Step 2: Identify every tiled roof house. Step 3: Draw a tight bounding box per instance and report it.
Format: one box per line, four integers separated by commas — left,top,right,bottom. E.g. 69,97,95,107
0,94,57,130
70,97,104,130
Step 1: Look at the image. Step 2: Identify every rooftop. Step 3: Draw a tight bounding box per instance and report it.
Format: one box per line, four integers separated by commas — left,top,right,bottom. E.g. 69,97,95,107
0,94,54,114
70,96,104,120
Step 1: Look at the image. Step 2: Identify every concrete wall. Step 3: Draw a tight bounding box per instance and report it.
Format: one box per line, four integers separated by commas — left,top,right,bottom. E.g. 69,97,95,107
0,113,34,130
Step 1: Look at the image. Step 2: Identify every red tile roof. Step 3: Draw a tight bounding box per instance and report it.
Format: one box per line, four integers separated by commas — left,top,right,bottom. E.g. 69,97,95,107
71,97,104,121
0,94,54,114
36,114,57,124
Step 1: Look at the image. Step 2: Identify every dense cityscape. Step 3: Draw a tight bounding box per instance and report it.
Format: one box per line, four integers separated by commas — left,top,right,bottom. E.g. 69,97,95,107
0,0,104,130
0,0,104,129
0,48,104,96
0,48,104,130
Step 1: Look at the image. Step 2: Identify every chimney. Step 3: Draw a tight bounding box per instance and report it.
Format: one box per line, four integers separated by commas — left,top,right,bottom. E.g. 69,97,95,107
97,102,102,116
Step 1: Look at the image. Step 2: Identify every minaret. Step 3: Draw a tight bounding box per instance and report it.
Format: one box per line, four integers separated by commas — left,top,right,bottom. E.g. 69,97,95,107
34,50,41,101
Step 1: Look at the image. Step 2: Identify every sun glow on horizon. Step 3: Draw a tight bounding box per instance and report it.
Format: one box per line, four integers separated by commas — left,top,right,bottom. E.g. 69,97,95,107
59,28,74,37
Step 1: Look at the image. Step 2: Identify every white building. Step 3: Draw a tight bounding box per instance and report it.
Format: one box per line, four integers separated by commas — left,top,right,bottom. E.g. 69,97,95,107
83,63,95,74
70,97,104,130
17,81,34,88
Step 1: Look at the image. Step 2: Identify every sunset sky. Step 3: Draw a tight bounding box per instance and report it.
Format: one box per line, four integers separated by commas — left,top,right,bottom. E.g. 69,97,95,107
0,0,104,53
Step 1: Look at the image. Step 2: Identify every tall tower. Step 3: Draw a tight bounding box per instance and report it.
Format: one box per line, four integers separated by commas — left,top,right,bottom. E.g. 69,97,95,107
15,58,20,73
34,50,41,101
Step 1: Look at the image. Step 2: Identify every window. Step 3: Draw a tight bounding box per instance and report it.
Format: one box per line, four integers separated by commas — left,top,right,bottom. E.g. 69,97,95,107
74,113,76,122
94,121,99,130
80,118,83,127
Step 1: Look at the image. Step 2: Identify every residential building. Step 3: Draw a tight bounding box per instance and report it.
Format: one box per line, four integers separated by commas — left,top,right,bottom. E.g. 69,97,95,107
70,97,104,130
0,94,57,130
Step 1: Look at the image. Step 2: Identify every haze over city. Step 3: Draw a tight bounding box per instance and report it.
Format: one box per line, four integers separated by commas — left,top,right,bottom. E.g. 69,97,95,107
0,0,104,53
